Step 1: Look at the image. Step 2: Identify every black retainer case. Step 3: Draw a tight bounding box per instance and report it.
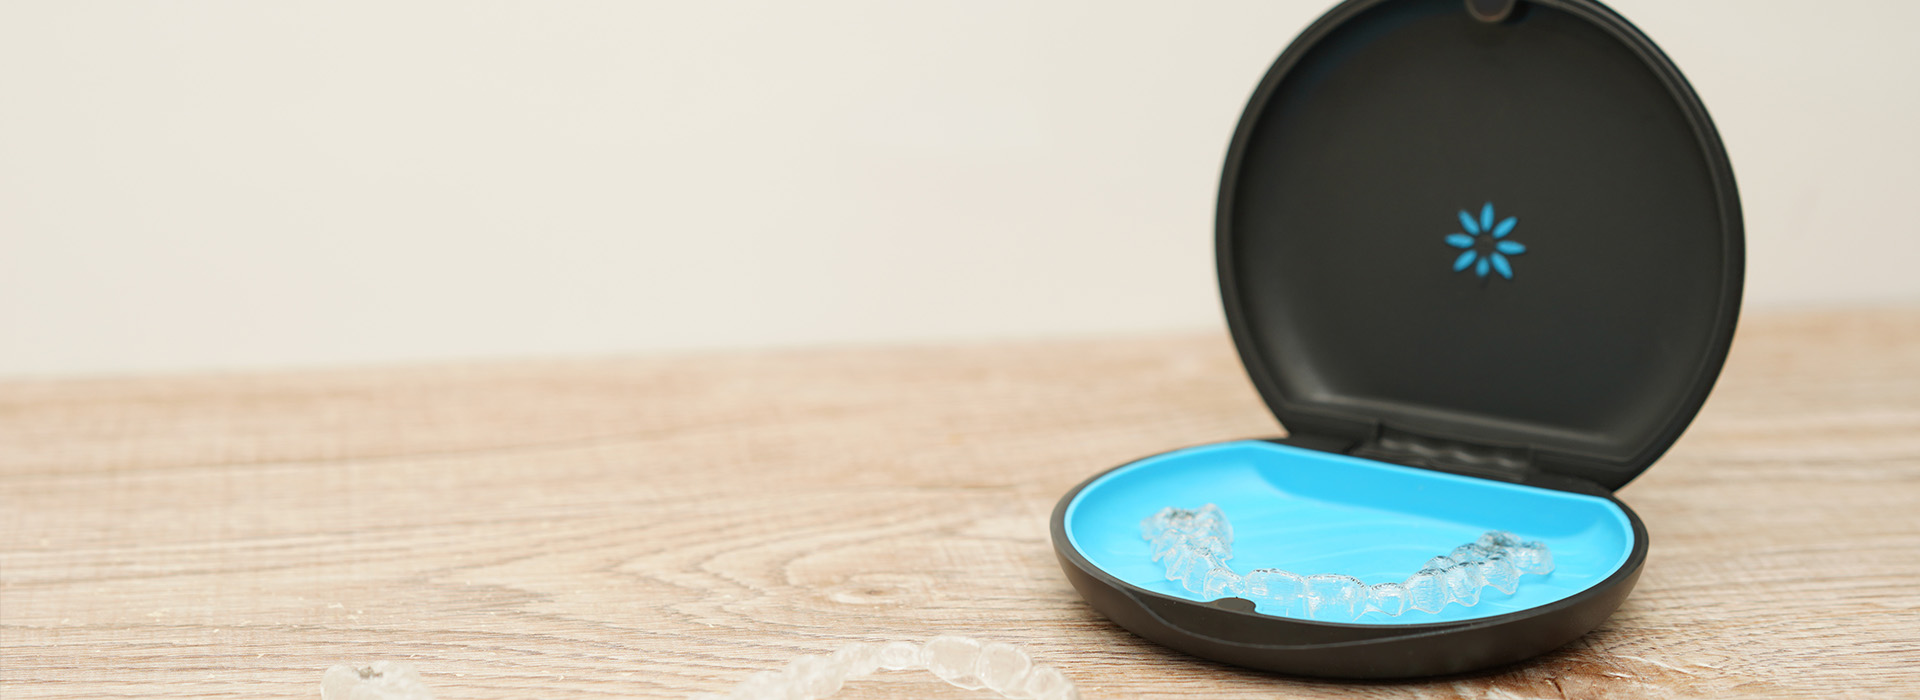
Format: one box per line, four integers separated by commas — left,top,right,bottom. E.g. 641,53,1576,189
1048,0,1742,679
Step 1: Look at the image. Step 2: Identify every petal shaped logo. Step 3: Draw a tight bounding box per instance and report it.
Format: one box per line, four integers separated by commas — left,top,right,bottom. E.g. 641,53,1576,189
1445,202,1527,280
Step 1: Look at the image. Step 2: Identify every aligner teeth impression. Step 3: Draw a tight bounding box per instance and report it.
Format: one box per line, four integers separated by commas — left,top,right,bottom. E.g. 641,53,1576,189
1140,504,1553,620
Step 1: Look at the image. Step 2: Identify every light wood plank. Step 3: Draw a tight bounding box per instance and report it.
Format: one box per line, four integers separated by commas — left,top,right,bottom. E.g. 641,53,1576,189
4,309,1918,698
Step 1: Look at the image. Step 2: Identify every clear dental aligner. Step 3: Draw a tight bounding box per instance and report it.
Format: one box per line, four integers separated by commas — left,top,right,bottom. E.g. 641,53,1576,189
1141,504,1554,620
692,636,1079,700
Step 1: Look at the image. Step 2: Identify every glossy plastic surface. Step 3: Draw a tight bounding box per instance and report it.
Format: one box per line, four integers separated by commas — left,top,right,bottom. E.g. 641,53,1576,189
1217,0,1743,489
1064,441,1632,624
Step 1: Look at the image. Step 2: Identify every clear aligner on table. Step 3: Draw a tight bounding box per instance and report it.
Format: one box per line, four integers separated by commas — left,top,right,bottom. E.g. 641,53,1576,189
321,638,1078,700
691,636,1078,700
1140,504,1553,620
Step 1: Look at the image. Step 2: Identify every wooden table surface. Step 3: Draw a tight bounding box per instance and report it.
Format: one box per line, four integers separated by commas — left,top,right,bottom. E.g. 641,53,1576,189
4,309,1918,699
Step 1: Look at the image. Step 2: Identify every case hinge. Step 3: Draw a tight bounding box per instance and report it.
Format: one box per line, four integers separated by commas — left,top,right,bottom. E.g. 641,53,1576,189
1348,426,1535,483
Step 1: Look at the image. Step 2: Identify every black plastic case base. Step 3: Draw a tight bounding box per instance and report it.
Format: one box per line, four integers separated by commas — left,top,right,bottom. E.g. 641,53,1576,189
1051,440,1649,679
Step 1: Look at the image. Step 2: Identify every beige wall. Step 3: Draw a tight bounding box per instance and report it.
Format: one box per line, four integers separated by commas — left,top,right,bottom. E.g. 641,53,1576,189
2,1,1915,376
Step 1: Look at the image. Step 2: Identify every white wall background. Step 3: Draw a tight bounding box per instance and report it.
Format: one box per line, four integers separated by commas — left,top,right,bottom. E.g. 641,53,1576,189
2,1,1915,377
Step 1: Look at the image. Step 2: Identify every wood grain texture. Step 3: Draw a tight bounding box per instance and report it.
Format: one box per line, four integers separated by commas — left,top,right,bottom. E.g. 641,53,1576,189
3,309,1918,698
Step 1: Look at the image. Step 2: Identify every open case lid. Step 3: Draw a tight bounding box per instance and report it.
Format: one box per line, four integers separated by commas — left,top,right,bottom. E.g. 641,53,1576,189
1218,0,1743,491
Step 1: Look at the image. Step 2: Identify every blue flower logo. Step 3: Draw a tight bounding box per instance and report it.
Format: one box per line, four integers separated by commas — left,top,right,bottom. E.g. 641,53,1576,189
1445,202,1527,280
